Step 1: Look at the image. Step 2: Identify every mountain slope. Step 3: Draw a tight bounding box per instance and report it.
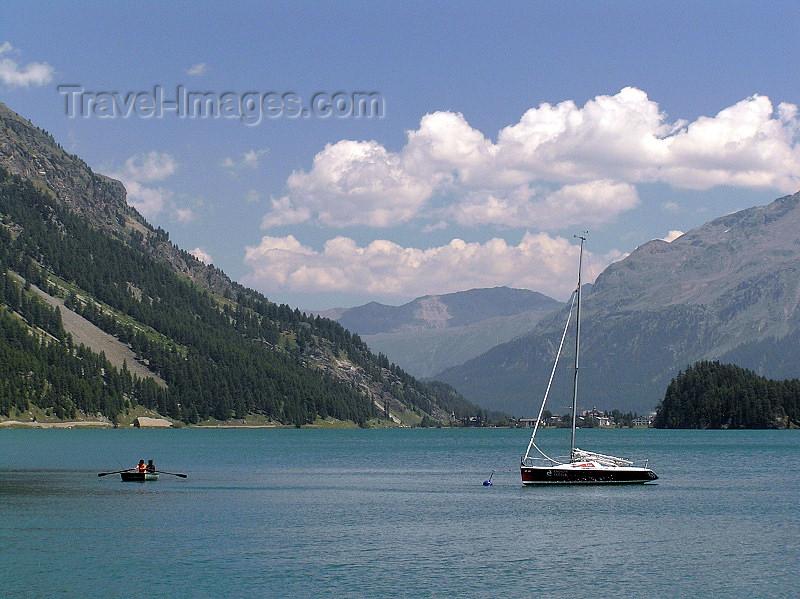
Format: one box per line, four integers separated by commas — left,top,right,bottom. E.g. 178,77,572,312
0,102,234,296
436,192,800,415
0,102,481,426
361,308,555,379
321,288,560,378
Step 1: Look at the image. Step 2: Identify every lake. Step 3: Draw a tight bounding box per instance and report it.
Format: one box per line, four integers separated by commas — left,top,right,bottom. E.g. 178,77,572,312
1,428,797,599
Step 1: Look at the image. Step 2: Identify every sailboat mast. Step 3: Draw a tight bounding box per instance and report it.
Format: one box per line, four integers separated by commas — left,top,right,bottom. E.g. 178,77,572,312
570,235,586,460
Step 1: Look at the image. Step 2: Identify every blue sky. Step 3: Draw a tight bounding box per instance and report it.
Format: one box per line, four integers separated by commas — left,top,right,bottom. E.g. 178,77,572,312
3,1,800,309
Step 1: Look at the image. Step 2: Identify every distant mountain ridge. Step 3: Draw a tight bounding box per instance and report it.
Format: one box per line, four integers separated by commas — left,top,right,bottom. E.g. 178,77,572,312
436,191,800,415
328,287,560,335
317,288,561,378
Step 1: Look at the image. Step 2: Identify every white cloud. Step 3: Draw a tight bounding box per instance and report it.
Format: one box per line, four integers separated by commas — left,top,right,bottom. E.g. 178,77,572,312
186,63,208,76
122,180,173,219
451,180,639,229
662,230,684,242
260,196,311,228
422,220,448,233
220,149,268,171
190,248,213,264
0,42,54,88
243,232,622,302
266,140,434,227
262,88,800,231
105,151,180,219
403,111,495,187
120,151,177,182
660,96,800,191
242,149,265,168
495,87,685,184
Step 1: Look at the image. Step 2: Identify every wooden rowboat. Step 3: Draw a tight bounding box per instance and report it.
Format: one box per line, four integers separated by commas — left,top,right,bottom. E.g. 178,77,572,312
120,471,159,482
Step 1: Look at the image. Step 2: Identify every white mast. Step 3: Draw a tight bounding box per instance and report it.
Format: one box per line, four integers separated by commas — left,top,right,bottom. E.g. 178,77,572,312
570,234,586,460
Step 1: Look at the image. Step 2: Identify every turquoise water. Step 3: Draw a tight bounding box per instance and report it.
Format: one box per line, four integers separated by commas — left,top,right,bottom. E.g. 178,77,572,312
1,428,797,599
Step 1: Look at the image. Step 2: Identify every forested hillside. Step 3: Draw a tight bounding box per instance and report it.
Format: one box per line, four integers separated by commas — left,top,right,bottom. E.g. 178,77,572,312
0,163,478,426
0,268,154,420
653,361,800,429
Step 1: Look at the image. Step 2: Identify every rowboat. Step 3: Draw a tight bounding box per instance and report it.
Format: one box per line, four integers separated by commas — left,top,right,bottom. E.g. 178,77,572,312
99,467,185,480
120,471,159,482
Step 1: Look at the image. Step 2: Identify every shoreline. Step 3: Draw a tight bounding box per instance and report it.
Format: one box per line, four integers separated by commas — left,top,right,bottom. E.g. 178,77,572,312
0,420,113,429
0,420,282,429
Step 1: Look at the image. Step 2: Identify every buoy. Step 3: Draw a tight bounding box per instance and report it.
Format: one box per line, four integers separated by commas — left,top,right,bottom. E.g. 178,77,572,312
483,469,495,486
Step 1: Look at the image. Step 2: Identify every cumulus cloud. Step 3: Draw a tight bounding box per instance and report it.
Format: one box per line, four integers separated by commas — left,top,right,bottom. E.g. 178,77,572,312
123,182,172,219
261,88,800,231
106,151,179,219
660,95,800,190
269,140,433,227
451,180,639,229
243,232,622,302
120,151,177,182
0,42,54,88
190,248,213,264
662,230,684,242
261,196,311,228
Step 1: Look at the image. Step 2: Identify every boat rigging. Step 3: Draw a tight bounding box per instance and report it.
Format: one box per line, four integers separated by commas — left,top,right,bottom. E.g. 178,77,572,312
520,235,658,485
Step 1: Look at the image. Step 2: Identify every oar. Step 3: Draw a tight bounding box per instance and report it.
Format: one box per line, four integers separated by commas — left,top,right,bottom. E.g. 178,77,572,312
153,470,188,478
98,469,134,477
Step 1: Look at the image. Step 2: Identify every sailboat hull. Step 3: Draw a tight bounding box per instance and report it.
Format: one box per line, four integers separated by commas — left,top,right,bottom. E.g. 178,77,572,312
521,464,658,485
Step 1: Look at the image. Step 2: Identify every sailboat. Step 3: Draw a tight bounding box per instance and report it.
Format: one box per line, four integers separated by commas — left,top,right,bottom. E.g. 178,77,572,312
520,235,658,485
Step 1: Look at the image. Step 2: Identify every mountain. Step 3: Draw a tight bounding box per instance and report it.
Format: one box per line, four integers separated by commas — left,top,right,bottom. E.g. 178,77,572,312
436,191,800,416
318,288,560,378
0,103,232,296
331,287,560,334
0,101,481,427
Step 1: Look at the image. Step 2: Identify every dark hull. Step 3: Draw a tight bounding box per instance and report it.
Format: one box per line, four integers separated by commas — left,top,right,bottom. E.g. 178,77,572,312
521,466,658,485
121,472,158,482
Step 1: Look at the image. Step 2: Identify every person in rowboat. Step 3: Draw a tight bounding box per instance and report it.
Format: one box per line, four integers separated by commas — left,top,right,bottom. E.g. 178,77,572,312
146,460,155,473
137,459,146,473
